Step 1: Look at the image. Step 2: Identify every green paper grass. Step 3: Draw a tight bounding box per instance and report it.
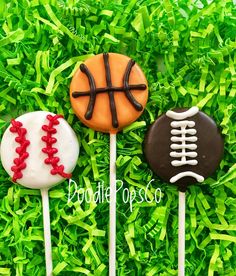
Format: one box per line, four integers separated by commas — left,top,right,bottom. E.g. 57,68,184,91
0,0,236,275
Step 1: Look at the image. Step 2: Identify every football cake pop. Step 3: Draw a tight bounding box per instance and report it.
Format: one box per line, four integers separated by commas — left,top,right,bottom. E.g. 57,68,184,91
70,53,148,276
144,106,224,191
0,111,79,276
144,106,224,276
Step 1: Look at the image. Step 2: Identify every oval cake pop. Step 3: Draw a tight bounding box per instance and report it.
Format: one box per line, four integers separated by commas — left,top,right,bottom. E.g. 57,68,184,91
144,106,224,276
70,52,148,133
144,107,224,192
0,111,79,188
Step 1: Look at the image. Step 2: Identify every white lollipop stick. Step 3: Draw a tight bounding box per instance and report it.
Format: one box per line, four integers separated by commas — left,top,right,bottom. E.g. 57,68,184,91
109,133,116,276
178,191,185,276
41,188,53,276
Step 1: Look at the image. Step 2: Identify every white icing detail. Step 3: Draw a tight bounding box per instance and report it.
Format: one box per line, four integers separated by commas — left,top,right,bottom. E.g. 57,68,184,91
170,151,197,158
171,129,197,135
171,136,197,142
166,106,199,120
0,111,79,189
171,160,198,166
170,172,204,183
166,107,204,183
171,120,195,128
167,107,205,183
168,107,199,167
170,143,197,150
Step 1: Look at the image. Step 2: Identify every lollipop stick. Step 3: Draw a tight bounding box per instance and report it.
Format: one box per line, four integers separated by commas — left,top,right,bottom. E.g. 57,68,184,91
41,188,53,276
178,191,185,276
109,133,117,276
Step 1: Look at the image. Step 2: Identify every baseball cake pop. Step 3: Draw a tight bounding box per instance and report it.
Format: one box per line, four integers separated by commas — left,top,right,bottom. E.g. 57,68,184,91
144,106,224,276
70,53,148,275
0,111,79,276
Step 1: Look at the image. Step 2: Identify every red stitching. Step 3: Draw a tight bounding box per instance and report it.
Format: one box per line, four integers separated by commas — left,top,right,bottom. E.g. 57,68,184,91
10,120,30,182
41,114,72,179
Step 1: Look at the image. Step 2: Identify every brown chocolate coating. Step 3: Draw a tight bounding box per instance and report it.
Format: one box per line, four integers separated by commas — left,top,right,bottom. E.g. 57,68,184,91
144,108,224,192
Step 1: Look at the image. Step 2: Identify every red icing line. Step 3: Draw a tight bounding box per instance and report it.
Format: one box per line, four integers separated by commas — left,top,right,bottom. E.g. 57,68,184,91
10,120,30,182
41,114,72,179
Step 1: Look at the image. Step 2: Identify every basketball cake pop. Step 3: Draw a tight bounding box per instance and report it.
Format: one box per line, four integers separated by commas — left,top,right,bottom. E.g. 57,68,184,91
70,52,148,133
70,53,148,275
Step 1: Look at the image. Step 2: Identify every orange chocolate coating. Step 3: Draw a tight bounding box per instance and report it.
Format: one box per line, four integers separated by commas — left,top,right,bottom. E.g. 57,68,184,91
70,53,148,133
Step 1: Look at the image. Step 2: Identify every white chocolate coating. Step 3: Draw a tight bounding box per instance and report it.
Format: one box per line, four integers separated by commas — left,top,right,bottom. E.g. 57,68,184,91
0,111,79,189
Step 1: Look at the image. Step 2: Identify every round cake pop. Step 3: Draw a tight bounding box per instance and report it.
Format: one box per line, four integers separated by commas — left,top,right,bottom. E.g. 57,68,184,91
144,107,224,192
0,111,79,189
70,52,148,276
70,52,148,133
0,111,79,276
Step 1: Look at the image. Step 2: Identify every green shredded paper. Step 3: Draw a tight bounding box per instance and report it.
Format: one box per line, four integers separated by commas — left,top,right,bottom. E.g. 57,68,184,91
0,0,236,275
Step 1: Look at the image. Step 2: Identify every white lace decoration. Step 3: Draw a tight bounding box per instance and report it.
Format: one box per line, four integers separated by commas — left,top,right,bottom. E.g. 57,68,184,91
166,107,204,183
